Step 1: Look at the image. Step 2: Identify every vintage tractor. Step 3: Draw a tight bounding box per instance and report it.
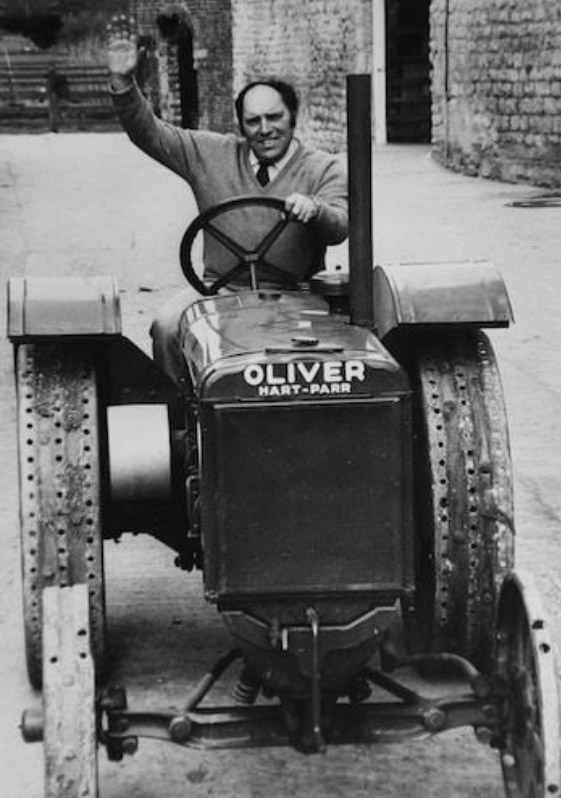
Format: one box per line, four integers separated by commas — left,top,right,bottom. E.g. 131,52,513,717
10,76,560,797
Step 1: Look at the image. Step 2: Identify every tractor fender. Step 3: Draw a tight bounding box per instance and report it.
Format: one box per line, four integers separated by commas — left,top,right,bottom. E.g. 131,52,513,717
373,261,513,341
7,275,121,340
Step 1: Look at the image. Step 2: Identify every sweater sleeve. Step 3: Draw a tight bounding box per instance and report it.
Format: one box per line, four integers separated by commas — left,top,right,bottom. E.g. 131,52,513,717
311,155,348,246
111,81,219,184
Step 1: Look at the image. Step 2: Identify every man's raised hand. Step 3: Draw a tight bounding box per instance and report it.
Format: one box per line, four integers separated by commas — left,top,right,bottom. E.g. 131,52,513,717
107,14,138,84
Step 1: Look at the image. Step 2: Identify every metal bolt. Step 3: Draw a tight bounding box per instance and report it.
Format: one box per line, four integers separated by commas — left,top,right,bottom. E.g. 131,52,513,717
20,708,44,742
483,704,498,721
423,707,446,732
120,737,138,756
169,715,192,743
471,675,492,698
100,686,127,711
502,753,516,769
474,726,493,745
111,716,130,734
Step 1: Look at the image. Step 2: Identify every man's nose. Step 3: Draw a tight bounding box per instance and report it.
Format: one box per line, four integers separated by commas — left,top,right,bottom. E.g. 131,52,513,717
258,117,272,135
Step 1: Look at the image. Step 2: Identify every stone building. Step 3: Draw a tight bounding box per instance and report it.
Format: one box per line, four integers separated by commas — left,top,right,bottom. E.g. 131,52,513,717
131,0,561,186
129,0,431,152
131,0,233,131
431,0,561,187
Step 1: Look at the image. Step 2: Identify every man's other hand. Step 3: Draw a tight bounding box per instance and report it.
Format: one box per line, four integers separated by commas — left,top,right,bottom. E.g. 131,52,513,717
284,193,320,223
107,15,138,84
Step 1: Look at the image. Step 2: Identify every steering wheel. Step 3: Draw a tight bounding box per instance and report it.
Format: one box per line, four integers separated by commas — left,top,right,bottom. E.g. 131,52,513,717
179,196,305,296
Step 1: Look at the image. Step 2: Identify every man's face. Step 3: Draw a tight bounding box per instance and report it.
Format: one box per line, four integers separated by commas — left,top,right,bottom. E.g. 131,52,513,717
241,85,294,165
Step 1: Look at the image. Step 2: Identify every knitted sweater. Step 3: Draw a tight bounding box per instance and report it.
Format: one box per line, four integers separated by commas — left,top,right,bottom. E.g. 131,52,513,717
112,84,348,286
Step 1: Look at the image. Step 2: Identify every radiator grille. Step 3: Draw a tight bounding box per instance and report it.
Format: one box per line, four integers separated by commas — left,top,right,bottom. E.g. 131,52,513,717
201,397,412,600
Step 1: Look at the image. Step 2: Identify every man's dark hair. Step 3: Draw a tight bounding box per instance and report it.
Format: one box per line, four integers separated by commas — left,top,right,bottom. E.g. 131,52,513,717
235,80,299,129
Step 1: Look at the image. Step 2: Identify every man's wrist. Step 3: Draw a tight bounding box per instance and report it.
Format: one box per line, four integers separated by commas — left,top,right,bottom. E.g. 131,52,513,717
109,73,134,93
310,196,321,219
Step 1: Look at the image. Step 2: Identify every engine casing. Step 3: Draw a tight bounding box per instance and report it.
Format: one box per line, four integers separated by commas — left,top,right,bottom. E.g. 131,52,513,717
183,291,414,614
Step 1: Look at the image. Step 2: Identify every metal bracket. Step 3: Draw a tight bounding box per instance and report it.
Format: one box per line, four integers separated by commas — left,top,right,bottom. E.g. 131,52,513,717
306,607,325,752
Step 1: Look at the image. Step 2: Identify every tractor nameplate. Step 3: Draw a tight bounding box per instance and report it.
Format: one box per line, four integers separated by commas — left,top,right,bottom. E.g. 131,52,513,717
242,359,366,398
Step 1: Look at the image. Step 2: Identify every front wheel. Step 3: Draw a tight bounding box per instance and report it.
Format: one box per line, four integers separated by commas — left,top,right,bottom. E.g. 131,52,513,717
497,571,560,798
42,584,99,797
16,343,106,688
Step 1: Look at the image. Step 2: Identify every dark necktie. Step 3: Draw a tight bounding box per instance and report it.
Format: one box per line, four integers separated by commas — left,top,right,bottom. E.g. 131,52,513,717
256,162,270,186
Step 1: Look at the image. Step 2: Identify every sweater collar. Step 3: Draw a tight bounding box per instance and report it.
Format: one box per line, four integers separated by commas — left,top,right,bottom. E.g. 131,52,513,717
248,139,299,178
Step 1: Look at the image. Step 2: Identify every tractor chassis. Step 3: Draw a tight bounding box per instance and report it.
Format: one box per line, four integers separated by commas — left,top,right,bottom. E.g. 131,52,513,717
21,571,561,798
97,658,504,755
21,598,505,754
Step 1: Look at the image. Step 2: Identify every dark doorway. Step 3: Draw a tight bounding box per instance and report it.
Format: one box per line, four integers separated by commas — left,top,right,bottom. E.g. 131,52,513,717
386,0,431,143
156,11,198,129
176,25,198,129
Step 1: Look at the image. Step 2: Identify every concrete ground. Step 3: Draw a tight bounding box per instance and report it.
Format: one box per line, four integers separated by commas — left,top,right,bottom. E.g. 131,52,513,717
1,130,561,797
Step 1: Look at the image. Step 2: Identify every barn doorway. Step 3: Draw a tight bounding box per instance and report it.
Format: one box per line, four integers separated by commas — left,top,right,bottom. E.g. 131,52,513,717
386,0,431,143
176,23,198,129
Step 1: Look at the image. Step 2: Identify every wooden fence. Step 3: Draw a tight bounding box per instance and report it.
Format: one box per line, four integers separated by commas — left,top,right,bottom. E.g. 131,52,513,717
0,53,117,131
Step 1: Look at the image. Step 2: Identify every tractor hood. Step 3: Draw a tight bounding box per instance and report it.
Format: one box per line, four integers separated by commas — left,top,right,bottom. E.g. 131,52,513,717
180,291,409,402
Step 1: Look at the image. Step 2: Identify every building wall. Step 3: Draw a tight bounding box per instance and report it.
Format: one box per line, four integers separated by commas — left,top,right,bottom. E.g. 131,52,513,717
132,2,561,186
132,0,233,131
131,0,374,147
431,0,561,186
232,0,372,152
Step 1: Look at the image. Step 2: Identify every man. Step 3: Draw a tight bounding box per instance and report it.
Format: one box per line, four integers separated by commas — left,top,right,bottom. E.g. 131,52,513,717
107,17,348,385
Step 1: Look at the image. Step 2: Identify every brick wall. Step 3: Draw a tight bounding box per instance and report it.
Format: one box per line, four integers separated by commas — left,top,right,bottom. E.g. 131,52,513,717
431,0,561,186
132,0,233,131
232,0,372,152
131,0,374,147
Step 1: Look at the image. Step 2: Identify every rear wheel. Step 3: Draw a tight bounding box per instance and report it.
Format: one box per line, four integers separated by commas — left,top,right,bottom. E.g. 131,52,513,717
404,330,514,669
16,343,106,688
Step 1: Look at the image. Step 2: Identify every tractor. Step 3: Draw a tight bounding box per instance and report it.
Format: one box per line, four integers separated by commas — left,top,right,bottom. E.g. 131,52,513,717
9,75,560,797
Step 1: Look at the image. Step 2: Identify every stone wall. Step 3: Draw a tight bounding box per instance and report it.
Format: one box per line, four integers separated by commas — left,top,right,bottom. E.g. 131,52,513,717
132,0,233,131
132,0,375,152
231,0,372,153
431,0,561,186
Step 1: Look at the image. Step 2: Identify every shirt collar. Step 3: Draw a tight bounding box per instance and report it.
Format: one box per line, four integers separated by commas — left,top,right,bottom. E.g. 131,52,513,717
249,139,299,177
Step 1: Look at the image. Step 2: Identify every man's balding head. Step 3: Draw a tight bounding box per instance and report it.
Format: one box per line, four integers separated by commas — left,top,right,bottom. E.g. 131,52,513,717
235,80,299,130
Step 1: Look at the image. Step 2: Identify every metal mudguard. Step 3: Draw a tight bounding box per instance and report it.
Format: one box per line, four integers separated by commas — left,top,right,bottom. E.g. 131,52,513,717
7,276,121,340
373,261,513,340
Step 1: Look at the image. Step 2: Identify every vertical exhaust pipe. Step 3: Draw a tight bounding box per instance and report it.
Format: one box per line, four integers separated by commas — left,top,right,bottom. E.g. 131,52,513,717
347,74,374,329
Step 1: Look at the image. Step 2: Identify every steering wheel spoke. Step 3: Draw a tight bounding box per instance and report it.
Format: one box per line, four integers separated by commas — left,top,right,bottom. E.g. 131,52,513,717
205,220,249,261
255,215,292,258
180,196,305,295
210,261,251,293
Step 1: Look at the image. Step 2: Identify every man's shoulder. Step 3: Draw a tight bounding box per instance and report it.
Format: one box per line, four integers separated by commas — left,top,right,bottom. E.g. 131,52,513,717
183,129,247,162
296,143,346,172
188,129,241,147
